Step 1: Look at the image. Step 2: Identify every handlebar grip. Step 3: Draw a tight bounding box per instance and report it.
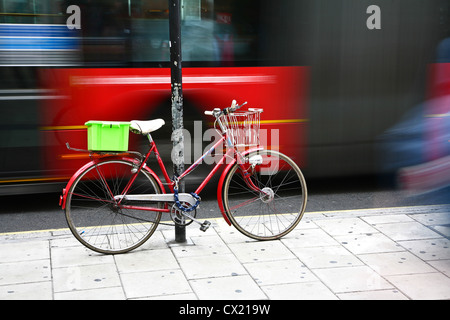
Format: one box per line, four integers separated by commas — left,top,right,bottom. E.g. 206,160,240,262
204,111,214,116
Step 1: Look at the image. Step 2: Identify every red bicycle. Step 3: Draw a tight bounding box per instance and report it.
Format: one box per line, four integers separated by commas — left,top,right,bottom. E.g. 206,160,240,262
59,101,307,254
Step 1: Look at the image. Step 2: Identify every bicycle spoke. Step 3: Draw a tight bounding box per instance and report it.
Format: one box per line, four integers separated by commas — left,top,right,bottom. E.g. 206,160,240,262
224,150,307,240
66,160,162,254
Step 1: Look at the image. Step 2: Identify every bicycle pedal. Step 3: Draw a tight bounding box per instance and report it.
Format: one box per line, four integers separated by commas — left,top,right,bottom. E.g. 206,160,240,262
200,221,211,232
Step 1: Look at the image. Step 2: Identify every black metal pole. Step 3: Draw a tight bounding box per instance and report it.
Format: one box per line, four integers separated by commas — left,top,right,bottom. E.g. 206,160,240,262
169,0,186,243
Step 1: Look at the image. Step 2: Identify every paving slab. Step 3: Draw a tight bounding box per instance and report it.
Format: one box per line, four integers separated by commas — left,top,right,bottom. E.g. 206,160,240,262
189,275,267,300
0,204,449,300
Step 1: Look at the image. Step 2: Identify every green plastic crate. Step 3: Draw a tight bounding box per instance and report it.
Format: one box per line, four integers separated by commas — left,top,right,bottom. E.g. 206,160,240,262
85,121,130,152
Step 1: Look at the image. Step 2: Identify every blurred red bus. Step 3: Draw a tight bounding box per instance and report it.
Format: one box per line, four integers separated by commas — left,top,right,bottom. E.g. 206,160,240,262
0,0,308,194
1,0,448,195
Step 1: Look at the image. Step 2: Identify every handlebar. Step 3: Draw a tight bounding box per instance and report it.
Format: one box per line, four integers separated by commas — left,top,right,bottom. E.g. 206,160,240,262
204,100,248,117
204,109,218,116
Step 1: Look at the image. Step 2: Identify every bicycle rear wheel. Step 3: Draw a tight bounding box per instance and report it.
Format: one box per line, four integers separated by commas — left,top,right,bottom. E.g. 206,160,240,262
223,150,307,240
65,159,162,254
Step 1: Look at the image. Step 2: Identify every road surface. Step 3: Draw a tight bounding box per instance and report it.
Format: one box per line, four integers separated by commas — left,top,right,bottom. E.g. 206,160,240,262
0,176,448,234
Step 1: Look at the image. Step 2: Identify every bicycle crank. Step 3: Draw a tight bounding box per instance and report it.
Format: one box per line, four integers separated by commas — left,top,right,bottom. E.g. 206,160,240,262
170,203,196,227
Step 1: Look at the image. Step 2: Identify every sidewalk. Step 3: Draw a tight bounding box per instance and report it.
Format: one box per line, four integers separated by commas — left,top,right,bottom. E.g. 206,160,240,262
0,204,449,300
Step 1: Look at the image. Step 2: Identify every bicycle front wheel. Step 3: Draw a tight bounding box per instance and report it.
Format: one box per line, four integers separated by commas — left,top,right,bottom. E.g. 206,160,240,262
223,150,307,240
65,159,163,254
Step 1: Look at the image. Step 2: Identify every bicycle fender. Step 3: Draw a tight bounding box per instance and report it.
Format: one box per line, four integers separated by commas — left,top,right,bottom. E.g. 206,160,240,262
59,157,165,210
217,147,264,226
217,160,235,226
60,160,96,210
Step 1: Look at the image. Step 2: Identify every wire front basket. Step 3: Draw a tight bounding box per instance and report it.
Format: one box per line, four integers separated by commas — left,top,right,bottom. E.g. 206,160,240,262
222,109,263,150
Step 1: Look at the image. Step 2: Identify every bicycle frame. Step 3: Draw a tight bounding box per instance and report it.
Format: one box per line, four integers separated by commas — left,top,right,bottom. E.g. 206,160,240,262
124,134,231,200
60,127,263,226
120,132,261,206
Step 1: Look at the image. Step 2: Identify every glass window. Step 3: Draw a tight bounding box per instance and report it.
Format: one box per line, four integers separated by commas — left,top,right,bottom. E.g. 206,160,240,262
0,0,303,66
0,0,65,24
130,0,259,65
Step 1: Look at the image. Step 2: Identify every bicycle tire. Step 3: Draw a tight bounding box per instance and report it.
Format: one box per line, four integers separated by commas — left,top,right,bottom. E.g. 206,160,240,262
223,150,307,240
65,159,163,254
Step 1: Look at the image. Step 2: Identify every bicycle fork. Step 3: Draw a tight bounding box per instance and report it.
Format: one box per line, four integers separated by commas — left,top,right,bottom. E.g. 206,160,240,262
240,155,271,195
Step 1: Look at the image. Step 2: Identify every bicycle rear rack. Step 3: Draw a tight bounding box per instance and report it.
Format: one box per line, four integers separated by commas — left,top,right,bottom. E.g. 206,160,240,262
66,142,144,161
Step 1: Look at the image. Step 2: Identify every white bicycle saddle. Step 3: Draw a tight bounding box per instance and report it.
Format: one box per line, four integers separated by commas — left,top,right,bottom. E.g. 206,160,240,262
130,119,165,135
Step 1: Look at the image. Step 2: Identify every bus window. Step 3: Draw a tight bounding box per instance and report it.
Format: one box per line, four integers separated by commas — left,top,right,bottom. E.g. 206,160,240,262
129,0,259,65
0,0,65,24
131,0,170,63
77,0,131,65
0,0,299,67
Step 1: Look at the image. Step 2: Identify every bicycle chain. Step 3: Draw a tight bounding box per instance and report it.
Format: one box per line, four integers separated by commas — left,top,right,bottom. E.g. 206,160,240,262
173,187,201,213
